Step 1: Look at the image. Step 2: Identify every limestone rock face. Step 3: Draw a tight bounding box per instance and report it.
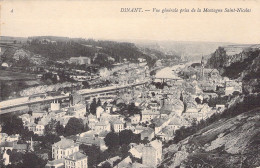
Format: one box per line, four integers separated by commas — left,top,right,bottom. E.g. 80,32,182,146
207,45,260,94
160,108,260,168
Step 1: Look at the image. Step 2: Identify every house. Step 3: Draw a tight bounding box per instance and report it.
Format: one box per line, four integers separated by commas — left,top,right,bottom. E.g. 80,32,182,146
153,118,171,134
67,104,86,118
112,120,125,133
32,111,47,118
6,134,19,142
129,144,144,159
203,68,220,79
3,150,10,165
52,138,79,160
142,140,162,167
113,156,132,168
216,104,225,112
96,106,104,119
95,121,111,133
130,114,141,124
45,158,65,168
157,127,174,141
65,152,88,168
0,133,8,142
98,156,121,168
133,126,146,134
224,80,242,95
125,122,135,131
76,137,100,147
35,123,45,135
140,128,155,141
141,109,160,122
105,104,113,113
50,100,61,111
0,141,28,152
167,116,190,131
27,122,36,132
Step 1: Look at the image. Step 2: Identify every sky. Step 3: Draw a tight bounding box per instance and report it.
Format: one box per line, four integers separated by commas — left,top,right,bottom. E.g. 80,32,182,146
1,0,260,44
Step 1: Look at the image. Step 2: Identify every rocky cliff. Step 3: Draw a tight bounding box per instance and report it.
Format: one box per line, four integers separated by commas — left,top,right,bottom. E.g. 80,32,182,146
207,44,260,94
160,107,260,168
206,45,260,72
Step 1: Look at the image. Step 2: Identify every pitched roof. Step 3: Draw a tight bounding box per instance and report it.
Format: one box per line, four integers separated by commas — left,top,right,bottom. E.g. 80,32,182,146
13,144,28,150
46,158,65,166
140,128,154,136
95,121,110,126
0,141,16,148
66,152,87,161
53,138,76,149
153,118,168,127
113,120,124,125
150,140,162,151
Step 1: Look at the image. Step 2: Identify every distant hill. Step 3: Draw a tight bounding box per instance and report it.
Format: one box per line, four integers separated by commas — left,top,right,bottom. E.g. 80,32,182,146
1,36,181,68
126,40,236,61
0,36,28,43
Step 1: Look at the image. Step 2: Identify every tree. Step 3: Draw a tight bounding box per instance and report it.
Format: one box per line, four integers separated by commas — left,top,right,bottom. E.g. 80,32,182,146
195,97,201,104
80,145,102,167
28,110,33,116
42,134,61,147
2,115,24,135
21,152,47,168
90,98,97,115
119,130,134,145
20,127,34,141
101,161,113,168
44,119,57,135
9,150,23,165
0,152,5,168
82,81,90,89
97,98,102,106
127,103,141,116
64,118,84,136
104,132,119,149
55,121,65,136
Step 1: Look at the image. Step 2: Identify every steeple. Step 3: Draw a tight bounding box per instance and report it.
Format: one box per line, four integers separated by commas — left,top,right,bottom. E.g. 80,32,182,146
200,55,205,80
30,137,34,151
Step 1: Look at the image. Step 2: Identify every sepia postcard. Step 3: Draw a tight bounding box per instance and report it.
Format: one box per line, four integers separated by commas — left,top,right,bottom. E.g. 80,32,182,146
0,0,259,168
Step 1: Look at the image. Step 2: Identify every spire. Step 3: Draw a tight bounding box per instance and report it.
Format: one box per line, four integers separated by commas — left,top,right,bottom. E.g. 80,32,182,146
200,54,205,80
30,137,34,151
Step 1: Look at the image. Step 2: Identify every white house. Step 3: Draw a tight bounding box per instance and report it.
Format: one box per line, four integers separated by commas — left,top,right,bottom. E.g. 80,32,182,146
52,138,79,160
95,121,111,133
130,114,141,124
65,152,88,168
112,120,125,133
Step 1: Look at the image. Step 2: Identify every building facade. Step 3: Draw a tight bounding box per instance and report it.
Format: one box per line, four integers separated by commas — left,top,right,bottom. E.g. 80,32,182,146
52,138,79,160
65,152,88,168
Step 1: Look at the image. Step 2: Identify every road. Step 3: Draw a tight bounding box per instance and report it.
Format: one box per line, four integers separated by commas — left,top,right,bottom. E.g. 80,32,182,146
0,81,148,114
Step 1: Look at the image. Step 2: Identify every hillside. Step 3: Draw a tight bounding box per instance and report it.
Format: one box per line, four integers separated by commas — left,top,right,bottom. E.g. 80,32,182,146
206,44,260,94
0,36,181,69
160,106,260,168
22,37,167,63
134,40,235,61
160,44,260,168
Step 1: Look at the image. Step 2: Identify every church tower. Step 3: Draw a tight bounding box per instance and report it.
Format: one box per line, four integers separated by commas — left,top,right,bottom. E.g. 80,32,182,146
200,55,205,80
30,137,34,151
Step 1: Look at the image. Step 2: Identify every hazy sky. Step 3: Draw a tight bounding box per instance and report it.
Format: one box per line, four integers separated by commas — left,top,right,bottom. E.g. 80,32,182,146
1,0,260,44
